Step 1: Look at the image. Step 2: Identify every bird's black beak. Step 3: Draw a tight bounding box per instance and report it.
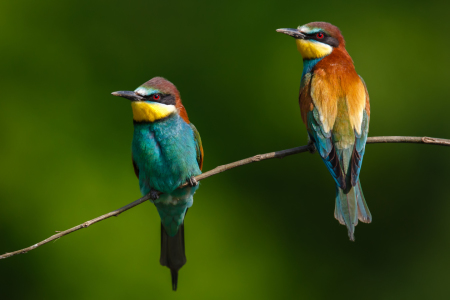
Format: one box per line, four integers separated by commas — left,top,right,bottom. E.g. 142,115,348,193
276,28,305,39
111,91,144,102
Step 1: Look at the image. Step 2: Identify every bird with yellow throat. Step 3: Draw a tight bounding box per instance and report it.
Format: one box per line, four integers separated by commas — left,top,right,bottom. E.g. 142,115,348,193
112,77,204,290
277,22,371,241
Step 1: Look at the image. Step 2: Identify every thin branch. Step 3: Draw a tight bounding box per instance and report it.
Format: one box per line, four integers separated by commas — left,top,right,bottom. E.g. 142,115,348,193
1,136,449,260
367,136,450,146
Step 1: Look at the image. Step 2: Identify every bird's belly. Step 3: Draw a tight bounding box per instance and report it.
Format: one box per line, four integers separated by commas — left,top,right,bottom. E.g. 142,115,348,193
156,185,198,205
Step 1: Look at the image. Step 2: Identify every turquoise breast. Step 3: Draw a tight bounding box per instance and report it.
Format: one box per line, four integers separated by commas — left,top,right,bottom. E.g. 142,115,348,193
132,113,201,195
132,113,201,236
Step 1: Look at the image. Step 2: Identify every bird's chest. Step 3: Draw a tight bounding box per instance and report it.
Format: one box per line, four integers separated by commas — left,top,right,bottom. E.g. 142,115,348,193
132,116,200,194
303,66,365,136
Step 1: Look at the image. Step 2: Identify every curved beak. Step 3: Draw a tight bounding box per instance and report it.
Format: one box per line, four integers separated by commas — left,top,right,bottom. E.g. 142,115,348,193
276,28,305,39
111,91,144,102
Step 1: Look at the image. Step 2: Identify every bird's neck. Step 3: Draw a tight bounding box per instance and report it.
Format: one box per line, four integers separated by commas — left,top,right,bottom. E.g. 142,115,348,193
301,57,325,79
301,47,352,79
133,111,180,127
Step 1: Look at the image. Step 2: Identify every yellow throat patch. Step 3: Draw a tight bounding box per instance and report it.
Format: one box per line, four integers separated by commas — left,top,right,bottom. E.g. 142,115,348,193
296,39,333,59
131,101,177,122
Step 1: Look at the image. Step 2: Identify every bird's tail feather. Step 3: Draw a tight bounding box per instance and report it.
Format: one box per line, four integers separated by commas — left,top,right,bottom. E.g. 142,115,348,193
356,179,372,223
335,186,357,241
334,179,371,241
160,223,186,291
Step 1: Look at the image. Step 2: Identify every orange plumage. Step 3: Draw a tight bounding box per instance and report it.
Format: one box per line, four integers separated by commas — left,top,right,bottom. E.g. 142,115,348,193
278,22,371,240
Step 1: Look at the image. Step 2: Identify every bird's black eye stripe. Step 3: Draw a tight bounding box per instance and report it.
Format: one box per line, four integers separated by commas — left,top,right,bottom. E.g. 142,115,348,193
304,32,339,48
143,93,165,101
144,93,176,105
305,32,329,39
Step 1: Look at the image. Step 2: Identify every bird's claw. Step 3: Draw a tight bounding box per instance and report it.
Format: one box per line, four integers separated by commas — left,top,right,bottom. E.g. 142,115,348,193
149,189,160,201
307,141,317,154
188,176,198,187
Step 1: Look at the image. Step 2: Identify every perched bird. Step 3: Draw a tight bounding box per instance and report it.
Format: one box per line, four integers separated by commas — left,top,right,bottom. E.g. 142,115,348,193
276,22,371,240
112,77,203,290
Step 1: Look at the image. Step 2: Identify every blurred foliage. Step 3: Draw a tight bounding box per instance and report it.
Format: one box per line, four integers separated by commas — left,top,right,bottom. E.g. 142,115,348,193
1,0,450,299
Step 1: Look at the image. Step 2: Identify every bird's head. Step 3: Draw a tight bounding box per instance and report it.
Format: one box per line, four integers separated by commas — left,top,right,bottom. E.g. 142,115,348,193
277,22,345,60
112,77,189,123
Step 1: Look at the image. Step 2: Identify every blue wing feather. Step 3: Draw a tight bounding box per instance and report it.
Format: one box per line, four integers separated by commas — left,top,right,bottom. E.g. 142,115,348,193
307,107,346,189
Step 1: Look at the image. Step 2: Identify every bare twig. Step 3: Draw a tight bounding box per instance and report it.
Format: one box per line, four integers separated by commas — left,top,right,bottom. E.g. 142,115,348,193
1,136,448,260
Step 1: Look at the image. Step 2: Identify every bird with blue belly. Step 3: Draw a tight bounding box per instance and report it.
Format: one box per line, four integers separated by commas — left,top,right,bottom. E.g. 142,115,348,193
112,77,204,290
277,22,372,241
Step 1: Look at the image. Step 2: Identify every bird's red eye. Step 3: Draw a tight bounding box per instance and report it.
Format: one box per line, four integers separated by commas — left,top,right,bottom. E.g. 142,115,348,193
316,32,324,39
153,94,161,101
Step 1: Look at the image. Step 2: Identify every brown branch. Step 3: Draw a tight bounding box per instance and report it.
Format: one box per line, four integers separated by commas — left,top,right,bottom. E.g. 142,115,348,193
367,136,450,146
1,136,448,259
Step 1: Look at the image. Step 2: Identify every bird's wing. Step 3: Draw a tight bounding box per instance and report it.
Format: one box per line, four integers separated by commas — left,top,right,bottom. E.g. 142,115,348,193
307,107,345,188
301,73,345,188
189,123,204,170
350,76,370,186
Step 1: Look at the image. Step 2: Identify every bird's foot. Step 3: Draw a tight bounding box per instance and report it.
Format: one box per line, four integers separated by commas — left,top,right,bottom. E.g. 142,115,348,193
188,176,198,187
307,140,317,154
149,188,160,201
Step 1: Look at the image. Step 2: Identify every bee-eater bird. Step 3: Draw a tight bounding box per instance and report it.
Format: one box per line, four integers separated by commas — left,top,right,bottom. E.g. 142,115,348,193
276,22,371,241
112,77,203,290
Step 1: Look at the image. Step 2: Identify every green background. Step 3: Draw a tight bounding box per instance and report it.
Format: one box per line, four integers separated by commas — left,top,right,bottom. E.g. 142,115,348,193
1,0,450,299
